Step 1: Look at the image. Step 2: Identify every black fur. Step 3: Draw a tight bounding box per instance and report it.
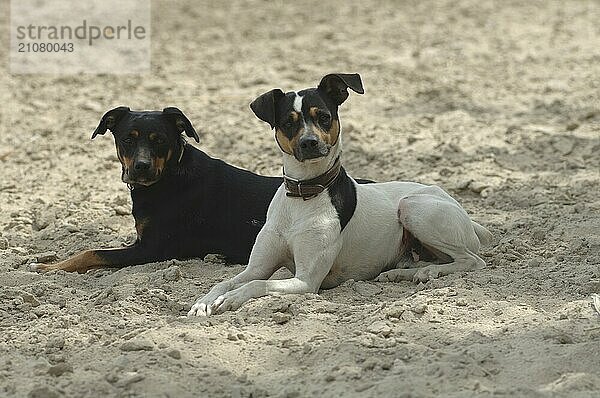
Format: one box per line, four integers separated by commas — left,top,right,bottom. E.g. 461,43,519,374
328,167,357,231
249,89,285,129
129,145,281,263
318,73,365,105
50,108,282,272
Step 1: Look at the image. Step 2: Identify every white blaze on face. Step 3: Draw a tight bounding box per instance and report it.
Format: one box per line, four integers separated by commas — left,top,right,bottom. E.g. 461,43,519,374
293,92,307,136
293,92,303,113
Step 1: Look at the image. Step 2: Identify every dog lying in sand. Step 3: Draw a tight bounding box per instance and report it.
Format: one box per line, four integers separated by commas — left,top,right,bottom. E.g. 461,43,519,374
189,73,492,316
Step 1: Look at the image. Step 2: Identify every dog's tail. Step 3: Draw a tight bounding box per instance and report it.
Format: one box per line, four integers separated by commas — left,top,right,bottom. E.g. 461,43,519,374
472,221,493,246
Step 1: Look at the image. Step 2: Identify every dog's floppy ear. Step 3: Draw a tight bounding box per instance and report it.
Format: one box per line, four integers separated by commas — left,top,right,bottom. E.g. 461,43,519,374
162,107,200,142
92,106,130,139
318,73,364,106
250,89,285,129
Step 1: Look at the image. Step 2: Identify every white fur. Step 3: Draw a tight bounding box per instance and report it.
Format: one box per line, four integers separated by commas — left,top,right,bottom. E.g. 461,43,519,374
293,92,303,113
188,121,492,316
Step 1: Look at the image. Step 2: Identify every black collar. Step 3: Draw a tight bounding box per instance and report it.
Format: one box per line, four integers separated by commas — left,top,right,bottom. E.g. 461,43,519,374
284,156,341,200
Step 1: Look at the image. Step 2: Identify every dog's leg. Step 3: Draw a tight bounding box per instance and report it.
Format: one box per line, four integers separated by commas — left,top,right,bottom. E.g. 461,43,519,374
32,245,156,273
209,278,316,314
375,257,420,282
188,228,288,316
207,236,342,315
377,188,489,283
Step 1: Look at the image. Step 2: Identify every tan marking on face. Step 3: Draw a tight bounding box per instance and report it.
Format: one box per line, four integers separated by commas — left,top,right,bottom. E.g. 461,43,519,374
311,118,340,146
154,156,166,175
116,144,134,171
152,149,171,177
275,128,301,155
309,107,319,119
122,156,134,170
290,112,299,122
130,130,139,137
326,119,340,146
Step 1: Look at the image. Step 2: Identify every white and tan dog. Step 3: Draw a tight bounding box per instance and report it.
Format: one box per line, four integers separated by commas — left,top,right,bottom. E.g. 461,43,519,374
189,73,492,316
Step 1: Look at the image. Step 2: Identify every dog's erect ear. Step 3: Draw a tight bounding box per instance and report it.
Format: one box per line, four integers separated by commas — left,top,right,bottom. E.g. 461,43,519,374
162,107,200,142
92,106,130,139
318,73,364,106
250,89,285,129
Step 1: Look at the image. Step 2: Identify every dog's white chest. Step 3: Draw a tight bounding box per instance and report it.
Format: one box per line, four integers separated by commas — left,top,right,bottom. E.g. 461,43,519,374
266,183,411,287
268,187,340,244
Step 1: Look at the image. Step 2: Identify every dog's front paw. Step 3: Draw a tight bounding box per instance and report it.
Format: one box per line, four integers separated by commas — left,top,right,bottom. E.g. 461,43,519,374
188,300,211,316
188,294,223,316
188,293,243,316
188,284,230,317
29,262,56,273
29,257,86,273
210,290,248,315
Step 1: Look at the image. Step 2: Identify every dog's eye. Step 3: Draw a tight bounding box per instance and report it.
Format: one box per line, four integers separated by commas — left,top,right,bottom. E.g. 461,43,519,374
318,113,331,127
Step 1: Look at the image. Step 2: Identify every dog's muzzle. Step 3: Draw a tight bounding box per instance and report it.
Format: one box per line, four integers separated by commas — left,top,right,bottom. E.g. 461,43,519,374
122,165,161,186
296,135,330,162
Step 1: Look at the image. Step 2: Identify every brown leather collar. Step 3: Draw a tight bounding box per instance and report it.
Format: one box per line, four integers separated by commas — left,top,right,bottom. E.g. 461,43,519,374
284,157,341,200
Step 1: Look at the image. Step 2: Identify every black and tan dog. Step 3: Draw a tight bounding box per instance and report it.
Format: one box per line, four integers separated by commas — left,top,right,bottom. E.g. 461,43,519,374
35,107,282,273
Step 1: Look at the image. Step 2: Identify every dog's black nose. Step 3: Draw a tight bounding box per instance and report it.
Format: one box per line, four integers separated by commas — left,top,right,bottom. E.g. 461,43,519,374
134,159,151,171
299,136,319,150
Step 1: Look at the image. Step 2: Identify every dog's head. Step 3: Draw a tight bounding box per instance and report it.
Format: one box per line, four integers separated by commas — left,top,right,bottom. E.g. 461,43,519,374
92,107,199,186
250,73,364,162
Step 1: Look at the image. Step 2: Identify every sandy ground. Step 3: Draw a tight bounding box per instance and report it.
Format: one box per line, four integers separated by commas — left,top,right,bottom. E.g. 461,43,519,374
1,0,600,397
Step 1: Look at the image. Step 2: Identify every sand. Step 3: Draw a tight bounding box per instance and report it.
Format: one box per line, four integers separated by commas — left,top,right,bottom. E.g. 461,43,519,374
1,0,599,397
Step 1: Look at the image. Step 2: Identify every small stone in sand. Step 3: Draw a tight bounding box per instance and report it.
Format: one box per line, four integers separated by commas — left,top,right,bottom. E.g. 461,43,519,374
566,122,579,131
114,206,130,216
117,372,145,387
456,299,468,307
48,363,73,377
367,321,392,337
385,302,406,318
22,292,40,307
163,266,181,282
120,339,154,351
166,349,181,359
410,304,427,314
469,181,489,194
272,312,292,324
227,333,239,341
